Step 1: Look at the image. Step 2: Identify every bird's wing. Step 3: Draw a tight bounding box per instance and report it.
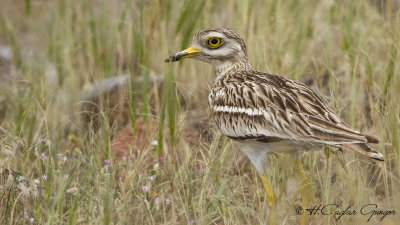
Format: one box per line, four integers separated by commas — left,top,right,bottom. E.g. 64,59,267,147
211,72,377,145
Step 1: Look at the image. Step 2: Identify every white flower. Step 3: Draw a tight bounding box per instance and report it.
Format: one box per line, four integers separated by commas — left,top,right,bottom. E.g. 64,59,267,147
150,140,158,146
18,183,30,197
66,187,78,194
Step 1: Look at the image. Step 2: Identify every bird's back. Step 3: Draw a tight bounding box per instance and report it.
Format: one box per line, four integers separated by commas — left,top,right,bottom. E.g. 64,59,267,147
209,69,383,160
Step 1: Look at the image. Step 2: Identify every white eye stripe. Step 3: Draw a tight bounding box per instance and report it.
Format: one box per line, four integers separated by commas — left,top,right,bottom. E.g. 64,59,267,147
206,32,225,39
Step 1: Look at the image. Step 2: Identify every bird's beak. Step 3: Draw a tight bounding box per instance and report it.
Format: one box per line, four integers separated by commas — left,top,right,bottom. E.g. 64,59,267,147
164,47,203,62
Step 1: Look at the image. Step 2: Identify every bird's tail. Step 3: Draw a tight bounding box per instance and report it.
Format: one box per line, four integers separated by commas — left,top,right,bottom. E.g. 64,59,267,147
341,143,384,161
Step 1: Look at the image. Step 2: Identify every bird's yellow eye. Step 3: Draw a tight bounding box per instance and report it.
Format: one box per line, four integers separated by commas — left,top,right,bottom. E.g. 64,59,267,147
206,37,222,48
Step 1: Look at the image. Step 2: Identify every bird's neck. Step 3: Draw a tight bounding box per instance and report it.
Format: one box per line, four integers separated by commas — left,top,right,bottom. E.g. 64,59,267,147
214,61,252,78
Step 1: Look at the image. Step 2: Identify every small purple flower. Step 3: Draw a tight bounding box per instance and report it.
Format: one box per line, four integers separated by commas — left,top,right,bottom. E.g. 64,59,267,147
25,210,35,223
41,153,47,160
42,174,47,180
36,138,44,143
160,155,166,161
154,197,160,210
189,219,195,225
103,159,111,170
141,185,149,192
165,198,171,205
64,174,69,179
132,153,136,160
40,116,44,121
148,175,156,181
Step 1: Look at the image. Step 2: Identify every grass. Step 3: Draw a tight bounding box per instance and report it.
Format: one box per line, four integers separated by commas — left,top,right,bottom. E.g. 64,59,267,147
0,0,399,224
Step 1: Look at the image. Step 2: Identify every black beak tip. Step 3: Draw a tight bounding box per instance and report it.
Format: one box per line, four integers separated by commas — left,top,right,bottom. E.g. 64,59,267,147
164,52,188,63
165,55,176,62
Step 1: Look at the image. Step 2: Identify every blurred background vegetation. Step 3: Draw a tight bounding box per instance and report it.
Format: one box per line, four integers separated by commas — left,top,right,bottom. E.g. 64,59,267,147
0,0,399,224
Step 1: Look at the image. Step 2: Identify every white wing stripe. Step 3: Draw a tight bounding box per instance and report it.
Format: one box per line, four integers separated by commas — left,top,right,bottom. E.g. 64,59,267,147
213,106,264,116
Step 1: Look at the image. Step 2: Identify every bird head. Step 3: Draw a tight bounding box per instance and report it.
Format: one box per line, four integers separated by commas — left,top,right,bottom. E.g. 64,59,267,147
165,28,250,71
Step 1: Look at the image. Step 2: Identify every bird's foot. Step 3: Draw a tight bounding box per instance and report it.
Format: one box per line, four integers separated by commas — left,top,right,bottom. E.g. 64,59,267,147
296,159,311,225
260,174,275,225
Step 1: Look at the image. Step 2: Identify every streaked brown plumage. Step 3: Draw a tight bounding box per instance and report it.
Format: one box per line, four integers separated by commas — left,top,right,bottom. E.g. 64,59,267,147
208,64,382,160
165,27,383,225
166,28,383,173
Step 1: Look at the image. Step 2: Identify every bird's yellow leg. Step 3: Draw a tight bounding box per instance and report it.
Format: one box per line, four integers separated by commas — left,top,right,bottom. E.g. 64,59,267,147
260,174,275,225
296,159,310,225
